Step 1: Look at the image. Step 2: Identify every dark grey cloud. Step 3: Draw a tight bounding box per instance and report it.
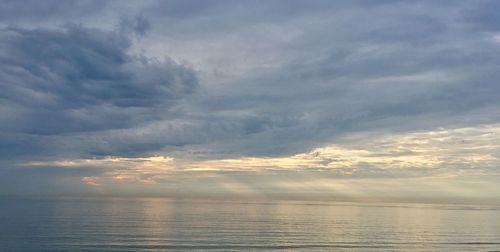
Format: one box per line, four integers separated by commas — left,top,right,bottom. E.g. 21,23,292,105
119,16,151,36
0,24,197,159
0,0,105,23
462,0,500,31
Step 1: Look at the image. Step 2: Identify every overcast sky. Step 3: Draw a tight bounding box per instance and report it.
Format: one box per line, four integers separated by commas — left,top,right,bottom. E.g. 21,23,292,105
2,0,500,202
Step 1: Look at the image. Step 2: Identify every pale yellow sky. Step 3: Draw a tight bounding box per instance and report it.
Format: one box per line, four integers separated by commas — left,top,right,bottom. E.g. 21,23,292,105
23,123,500,203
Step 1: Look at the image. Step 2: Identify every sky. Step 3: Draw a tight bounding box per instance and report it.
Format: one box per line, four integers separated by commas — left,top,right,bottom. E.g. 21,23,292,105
1,0,500,203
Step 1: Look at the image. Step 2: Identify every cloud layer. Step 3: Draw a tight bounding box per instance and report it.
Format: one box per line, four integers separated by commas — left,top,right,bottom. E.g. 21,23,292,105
1,0,500,201
0,24,197,159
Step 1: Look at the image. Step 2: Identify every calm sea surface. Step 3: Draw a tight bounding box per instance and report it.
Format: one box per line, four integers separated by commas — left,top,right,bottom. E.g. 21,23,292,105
1,197,499,251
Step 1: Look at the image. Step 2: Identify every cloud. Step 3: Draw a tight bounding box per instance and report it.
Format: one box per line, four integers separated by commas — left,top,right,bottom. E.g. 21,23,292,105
119,15,151,36
462,0,500,32
4,0,499,159
26,122,500,174
2,1,500,200
0,0,105,23
0,24,198,158
20,123,500,201
155,0,500,157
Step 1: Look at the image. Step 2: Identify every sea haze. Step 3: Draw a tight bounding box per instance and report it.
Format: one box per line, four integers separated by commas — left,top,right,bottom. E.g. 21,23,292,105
1,197,500,252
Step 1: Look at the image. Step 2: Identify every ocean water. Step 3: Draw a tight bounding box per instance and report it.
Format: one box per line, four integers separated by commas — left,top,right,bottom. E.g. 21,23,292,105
1,197,500,251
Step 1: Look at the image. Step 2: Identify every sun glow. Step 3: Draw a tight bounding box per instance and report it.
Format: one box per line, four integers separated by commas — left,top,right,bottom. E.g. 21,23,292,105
22,123,500,199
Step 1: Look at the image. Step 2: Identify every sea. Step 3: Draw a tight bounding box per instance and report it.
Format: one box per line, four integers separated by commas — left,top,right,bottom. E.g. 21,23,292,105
1,197,499,251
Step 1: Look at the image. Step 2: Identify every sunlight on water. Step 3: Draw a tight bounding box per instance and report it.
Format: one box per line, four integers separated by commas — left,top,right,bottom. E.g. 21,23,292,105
1,197,500,251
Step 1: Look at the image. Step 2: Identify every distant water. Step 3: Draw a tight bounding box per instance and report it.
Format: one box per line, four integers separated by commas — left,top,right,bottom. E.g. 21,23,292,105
1,197,500,251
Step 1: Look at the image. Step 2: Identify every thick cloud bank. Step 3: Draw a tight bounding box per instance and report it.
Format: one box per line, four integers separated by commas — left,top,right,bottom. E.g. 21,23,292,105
0,25,197,158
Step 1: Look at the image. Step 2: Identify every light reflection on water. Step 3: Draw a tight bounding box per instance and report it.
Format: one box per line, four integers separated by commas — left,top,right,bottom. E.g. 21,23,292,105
1,197,500,251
